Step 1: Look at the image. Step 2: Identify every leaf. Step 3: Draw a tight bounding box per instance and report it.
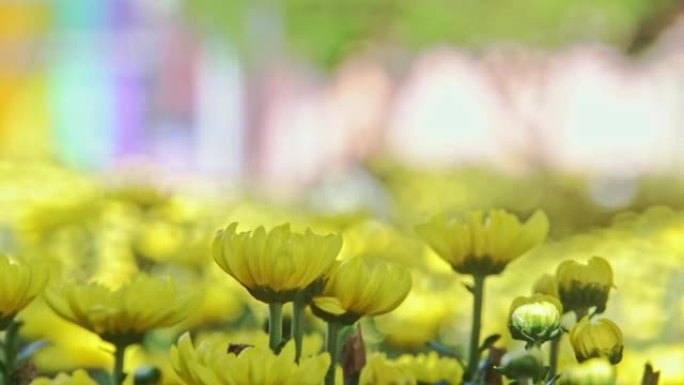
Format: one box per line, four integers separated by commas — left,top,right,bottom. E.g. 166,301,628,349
426,341,460,359
17,340,48,363
546,374,561,385
479,334,501,353
462,282,475,294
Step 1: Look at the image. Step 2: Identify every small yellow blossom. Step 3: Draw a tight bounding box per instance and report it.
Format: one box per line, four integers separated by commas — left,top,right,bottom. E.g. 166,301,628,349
213,223,342,303
416,209,548,276
556,257,613,314
570,317,623,365
170,332,329,385
557,358,616,385
44,274,195,344
359,353,416,385
397,352,463,385
532,274,558,297
30,370,99,385
312,258,411,325
0,254,47,328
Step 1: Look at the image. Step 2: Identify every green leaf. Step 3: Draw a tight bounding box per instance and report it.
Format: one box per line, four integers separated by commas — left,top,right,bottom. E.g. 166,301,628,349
479,334,501,353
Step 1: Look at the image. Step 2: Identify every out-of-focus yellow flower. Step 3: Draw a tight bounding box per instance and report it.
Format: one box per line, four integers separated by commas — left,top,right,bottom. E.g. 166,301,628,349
44,274,195,344
0,254,47,328
570,317,623,365
397,352,463,385
556,257,613,314
557,358,616,385
170,332,329,385
416,209,548,276
508,294,563,345
311,258,411,325
359,353,416,385
30,370,99,385
213,223,342,303
374,290,455,348
532,274,558,297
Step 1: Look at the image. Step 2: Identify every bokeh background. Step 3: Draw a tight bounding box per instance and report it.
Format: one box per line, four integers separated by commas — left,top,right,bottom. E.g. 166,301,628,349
2,0,684,384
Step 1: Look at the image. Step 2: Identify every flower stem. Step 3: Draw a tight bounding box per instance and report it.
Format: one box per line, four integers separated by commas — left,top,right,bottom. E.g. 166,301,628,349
292,297,306,363
548,335,560,379
112,342,128,385
268,302,284,353
466,274,486,382
325,321,342,385
0,320,20,385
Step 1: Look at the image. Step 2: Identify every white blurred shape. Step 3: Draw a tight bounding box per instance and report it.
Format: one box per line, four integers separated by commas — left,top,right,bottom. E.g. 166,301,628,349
195,38,245,179
389,49,500,166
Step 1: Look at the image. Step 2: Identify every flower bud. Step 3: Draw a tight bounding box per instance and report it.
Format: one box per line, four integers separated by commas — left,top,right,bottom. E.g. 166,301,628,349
508,295,563,345
497,351,547,381
558,358,616,385
570,317,623,365
556,257,613,314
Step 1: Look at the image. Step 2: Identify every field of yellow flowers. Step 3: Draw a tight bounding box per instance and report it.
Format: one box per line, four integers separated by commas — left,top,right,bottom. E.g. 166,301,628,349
1,161,683,385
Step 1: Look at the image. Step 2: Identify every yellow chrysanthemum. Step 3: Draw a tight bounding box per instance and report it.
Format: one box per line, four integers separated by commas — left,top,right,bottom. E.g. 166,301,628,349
557,358,616,385
311,258,411,325
44,274,195,344
556,257,613,314
170,332,329,385
508,294,563,345
213,223,342,303
30,370,99,385
416,209,548,276
570,317,623,365
359,353,415,385
397,352,463,385
0,254,47,328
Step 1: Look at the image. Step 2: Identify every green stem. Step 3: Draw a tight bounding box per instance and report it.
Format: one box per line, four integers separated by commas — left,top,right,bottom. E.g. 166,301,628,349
548,335,560,379
325,321,342,385
292,298,306,363
268,302,284,353
466,274,486,382
0,320,21,385
112,343,128,385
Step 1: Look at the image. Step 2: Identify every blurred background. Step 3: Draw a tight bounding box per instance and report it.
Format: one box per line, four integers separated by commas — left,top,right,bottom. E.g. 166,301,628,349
2,0,684,384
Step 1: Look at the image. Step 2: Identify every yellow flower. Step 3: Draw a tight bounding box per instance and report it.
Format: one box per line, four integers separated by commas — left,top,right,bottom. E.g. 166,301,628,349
532,274,558,297
30,370,99,385
397,352,463,385
359,353,416,385
0,254,47,328
556,257,613,314
213,223,342,303
170,332,329,385
557,358,616,385
416,209,548,276
570,317,623,365
508,295,563,345
311,258,411,325
44,274,195,344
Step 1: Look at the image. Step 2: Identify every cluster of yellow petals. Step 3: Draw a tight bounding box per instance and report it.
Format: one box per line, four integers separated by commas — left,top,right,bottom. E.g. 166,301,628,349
170,332,330,385
213,223,341,300
0,254,47,322
30,370,98,385
312,257,411,323
416,209,549,276
570,316,624,365
44,274,196,341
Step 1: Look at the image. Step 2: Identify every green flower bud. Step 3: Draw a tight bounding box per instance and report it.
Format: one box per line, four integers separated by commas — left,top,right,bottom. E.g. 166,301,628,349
509,295,563,345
